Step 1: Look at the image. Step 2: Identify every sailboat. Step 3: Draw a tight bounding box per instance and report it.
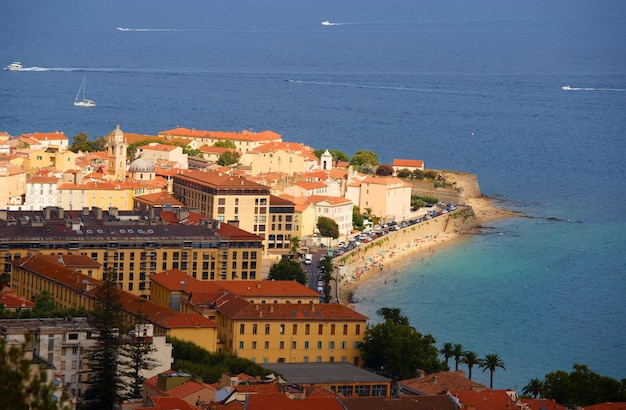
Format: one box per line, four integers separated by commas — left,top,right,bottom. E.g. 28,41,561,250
74,75,96,107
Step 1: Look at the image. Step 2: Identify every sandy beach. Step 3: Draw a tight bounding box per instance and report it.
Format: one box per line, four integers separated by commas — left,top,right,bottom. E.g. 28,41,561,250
337,197,516,304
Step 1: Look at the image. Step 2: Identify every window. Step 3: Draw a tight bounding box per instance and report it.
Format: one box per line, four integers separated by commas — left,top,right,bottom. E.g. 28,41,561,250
341,341,347,349
265,324,270,334
343,324,348,335
291,341,296,349
305,324,310,335
239,341,244,349
264,341,269,349
240,324,245,334
317,341,322,349
329,341,335,349
292,324,297,335
280,324,285,334
356,324,361,335
252,341,257,349
304,341,309,349
316,356,322,363
279,341,284,349
252,324,258,334
329,356,335,363
318,324,323,335
303,356,309,363
331,324,335,335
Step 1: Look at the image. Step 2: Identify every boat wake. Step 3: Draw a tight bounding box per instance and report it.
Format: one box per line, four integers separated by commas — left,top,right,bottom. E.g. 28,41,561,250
285,78,481,95
562,85,625,92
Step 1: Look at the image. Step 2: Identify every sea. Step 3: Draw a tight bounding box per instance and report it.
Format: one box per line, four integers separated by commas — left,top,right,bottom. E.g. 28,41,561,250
2,0,625,391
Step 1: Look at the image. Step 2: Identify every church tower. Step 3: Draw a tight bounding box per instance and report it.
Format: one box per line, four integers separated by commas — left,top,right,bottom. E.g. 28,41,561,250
108,125,128,180
321,149,333,170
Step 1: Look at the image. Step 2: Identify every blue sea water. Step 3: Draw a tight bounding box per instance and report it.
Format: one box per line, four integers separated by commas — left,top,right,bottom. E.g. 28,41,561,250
2,0,626,390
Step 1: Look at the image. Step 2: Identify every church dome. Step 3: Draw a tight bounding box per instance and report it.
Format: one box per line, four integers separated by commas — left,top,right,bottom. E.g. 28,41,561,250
128,157,155,173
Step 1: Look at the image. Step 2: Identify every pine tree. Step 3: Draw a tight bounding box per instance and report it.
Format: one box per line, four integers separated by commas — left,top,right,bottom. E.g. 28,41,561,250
118,323,159,400
82,268,126,409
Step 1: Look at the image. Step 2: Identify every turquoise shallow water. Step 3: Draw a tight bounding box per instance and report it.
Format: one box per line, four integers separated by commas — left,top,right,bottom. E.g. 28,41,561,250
354,216,626,389
2,0,625,390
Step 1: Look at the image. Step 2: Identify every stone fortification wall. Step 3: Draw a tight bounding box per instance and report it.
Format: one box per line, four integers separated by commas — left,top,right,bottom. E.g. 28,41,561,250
409,171,481,206
335,207,477,270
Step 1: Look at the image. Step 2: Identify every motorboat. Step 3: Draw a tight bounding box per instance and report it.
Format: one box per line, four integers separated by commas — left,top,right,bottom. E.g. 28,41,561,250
321,21,331,26
74,75,96,107
5,62,23,71
562,85,573,91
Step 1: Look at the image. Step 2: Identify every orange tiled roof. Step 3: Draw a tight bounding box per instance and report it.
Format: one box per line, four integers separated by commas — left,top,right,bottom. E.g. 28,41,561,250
399,371,485,395
174,170,269,191
456,389,515,410
138,143,179,152
247,394,342,410
134,192,186,207
521,398,568,410
144,396,199,410
21,131,68,141
306,195,352,206
393,159,424,168
0,292,36,309
159,128,282,142
217,293,367,321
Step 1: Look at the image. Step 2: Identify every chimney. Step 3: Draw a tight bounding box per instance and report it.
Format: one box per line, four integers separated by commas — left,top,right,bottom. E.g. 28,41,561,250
44,207,51,220
256,283,261,289
82,207,90,216
58,207,64,219
93,207,103,220
109,207,118,217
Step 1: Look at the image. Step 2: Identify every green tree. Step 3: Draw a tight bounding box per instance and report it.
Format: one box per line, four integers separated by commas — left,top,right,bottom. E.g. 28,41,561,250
217,150,240,166
31,290,56,317
352,206,364,231
452,343,466,371
375,164,394,176
479,353,506,389
522,378,544,398
82,268,126,409
118,324,159,400
359,163,376,175
440,342,453,369
267,259,307,284
317,216,339,239
542,364,626,407
396,168,412,178
69,132,93,153
350,150,378,168
318,256,336,303
360,308,445,380
289,236,301,257
92,135,108,151
169,337,272,383
0,335,70,410
213,140,237,149
461,351,480,380
376,307,409,326
0,271,9,289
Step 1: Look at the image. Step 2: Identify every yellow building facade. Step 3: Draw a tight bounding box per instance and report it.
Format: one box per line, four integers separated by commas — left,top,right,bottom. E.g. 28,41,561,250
0,207,264,299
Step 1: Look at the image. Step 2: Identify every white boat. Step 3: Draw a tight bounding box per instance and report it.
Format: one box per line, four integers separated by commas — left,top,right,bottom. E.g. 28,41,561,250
562,85,573,91
321,21,331,26
74,75,96,107
5,62,23,71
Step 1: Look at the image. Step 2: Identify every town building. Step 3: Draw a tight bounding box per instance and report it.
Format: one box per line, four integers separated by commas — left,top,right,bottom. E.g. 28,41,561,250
345,176,412,222
158,128,282,154
239,141,318,175
0,207,264,298
136,143,188,169
8,254,219,352
0,162,26,207
19,131,70,151
171,170,298,254
392,158,425,173
0,318,173,400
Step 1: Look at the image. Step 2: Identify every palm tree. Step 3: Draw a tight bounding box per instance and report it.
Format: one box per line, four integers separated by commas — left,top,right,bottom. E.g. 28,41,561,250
376,307,409,326
289,236,300,257
461,351,480,379
452,343,466,371
440,342,454,369
522,378,544,398
479,353,506,388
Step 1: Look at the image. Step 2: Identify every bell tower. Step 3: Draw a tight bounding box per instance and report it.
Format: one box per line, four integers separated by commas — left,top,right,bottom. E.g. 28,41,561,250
108,124,128,180
321,149,333,170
